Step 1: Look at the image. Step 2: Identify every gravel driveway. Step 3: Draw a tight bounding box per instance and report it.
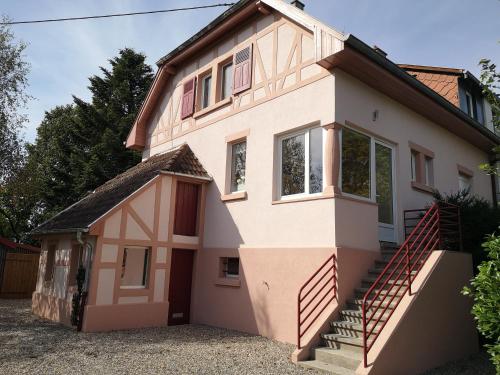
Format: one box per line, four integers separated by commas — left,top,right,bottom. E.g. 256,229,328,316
0,299,318,375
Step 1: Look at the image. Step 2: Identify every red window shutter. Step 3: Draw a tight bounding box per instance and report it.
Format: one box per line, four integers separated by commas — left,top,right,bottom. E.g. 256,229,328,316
233,44,253,95
180,77,196,119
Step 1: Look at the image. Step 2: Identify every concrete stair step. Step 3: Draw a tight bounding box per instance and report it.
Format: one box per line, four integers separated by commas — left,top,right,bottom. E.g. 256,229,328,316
354,287,406,300
330,320,381,338
361,276,409,288
339,309,389,324
313,347,361,370
321,333,364,353
346,298,397,312
367,268,417,278
298,359,356,374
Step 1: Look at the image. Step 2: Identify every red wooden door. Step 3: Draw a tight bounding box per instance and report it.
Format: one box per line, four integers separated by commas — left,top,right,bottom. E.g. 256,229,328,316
168,249,194,325
174,182,199,236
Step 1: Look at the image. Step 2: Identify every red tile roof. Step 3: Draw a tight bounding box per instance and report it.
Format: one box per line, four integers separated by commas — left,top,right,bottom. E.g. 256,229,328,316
399,64,462,107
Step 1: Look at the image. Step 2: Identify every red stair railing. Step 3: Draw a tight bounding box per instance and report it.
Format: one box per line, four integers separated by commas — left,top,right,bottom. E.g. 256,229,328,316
362,202,461,367
297,254,337,349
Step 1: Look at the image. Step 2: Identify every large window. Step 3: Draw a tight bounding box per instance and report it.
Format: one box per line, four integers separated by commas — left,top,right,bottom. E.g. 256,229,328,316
121,247,150,288
230,141,246,192
279,127,323,197
341,128,371,198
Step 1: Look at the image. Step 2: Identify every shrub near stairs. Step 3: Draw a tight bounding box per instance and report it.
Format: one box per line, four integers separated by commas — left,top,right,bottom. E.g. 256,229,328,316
463,232,500,373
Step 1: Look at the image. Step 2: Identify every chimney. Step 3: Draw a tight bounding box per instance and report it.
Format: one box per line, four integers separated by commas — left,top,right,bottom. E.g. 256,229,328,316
290,1,305,10
372,45,388,58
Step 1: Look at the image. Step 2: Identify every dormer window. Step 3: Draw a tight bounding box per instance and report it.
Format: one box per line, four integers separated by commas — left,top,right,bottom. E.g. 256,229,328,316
465,91,475,119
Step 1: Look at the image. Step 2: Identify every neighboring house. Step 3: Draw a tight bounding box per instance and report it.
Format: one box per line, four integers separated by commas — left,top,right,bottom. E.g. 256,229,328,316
32,1,499,374
0,237,40,299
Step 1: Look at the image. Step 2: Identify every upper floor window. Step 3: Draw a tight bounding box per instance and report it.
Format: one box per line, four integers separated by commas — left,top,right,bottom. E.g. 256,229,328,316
200,74,212,110
465,91,475,118
220,61,233,101
279,127,323,198
409,141,435,193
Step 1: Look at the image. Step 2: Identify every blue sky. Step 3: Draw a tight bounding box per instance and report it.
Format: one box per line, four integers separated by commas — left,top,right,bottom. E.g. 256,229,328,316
2,0,499,143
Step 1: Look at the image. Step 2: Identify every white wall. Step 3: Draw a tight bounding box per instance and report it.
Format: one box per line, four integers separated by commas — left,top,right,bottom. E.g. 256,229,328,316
334,69,493,242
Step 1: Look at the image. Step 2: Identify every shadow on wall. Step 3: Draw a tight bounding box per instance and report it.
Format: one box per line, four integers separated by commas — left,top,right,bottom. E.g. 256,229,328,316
32,293,71,326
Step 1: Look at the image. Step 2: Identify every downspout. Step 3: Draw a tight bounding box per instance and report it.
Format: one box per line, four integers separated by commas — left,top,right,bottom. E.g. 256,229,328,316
75,230,93,331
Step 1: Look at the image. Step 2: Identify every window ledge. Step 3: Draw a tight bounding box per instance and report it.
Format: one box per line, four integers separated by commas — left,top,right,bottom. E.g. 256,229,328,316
215,277,241,288
221,191,247,202
336,193,378,207
272,193,334,205
411,181,435,194
193,97,232,119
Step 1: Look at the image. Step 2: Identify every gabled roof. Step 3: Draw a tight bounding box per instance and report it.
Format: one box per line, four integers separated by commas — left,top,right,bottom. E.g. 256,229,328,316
0,237,40,253
32,144,210,235
126,0,499,152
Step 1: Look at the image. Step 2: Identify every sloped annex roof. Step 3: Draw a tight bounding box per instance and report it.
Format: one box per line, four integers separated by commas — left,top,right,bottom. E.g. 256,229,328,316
0,237,40,253
32,144,210,235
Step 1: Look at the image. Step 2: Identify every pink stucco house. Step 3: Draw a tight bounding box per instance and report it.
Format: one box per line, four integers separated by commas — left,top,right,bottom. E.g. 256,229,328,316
32,1,499,374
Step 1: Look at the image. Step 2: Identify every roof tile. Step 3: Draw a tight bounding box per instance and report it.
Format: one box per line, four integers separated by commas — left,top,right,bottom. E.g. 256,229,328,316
33,144,210,234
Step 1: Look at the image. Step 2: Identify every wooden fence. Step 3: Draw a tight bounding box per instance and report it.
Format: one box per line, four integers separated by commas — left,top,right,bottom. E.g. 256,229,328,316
0,253,40,299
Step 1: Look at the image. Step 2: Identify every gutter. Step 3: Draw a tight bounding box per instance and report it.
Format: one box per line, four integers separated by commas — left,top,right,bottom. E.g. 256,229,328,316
31,228,89,236
343,34,500,148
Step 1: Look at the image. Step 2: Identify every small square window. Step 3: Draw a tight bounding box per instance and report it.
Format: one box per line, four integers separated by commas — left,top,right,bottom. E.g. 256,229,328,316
201,74,212,109
121,247,150,288
230,141,246,192
220,257,239,278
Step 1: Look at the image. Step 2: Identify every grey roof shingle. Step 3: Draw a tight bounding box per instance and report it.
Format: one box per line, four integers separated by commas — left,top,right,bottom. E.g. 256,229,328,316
32,144,210,235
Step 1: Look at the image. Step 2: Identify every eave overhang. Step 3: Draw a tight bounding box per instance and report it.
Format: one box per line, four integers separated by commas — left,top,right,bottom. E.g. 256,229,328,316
320,35,500,153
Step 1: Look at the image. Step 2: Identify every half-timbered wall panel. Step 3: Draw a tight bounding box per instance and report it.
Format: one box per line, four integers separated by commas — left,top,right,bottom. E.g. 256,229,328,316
144,13,329,154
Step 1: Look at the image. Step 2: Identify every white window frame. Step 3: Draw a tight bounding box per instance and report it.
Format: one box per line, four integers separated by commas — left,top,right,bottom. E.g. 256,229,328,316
424,156,434,186
120,246,151,290
410,150,418,182
230,140,247,193
277,126,324,200
220,61,233,101
200,74,212,109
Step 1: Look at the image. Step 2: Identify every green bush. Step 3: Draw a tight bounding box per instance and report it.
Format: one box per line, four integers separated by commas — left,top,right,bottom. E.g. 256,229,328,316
433,190,500,269
463,232,500,373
